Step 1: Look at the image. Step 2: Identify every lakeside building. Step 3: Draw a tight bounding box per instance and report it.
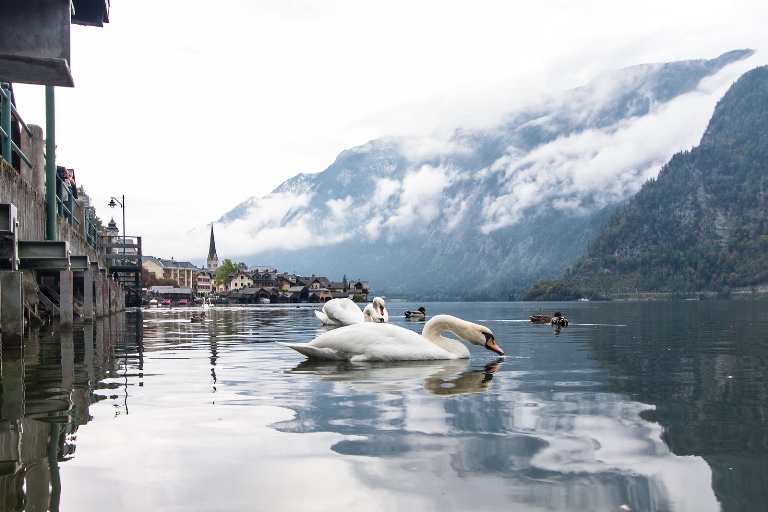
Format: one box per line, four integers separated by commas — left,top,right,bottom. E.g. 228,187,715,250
142,256,199,289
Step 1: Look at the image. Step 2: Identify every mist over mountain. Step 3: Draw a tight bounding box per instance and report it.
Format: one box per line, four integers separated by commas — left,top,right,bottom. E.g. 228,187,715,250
527,64,768,300
218,50,755,299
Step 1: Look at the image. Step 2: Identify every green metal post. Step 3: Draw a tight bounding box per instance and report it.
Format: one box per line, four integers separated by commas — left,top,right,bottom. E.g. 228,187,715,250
45,86,57,240
1,83,11,163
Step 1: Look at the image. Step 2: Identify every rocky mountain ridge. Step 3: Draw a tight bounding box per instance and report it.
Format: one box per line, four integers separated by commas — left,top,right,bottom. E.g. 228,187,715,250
218,49,756,299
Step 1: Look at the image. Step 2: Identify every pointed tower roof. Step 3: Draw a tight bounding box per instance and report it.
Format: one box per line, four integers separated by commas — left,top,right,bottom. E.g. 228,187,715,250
208,224,217,260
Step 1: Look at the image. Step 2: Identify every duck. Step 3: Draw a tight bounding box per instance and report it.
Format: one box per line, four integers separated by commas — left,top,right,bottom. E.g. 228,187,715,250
315,297,388,326
550,312,568,327
190,312,206,323
530,311,569,326
404,307,427,319
278,314,504,362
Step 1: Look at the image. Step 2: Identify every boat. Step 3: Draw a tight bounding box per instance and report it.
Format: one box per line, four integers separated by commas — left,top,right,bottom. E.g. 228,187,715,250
148,299,158,308
160,299,172,307
177,299,189,306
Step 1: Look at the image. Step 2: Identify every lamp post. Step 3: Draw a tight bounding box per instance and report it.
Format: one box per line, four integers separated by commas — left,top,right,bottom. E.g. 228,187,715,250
108,195,125,265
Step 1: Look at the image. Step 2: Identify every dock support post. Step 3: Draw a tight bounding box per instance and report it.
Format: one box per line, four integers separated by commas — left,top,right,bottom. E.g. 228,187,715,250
83,266,93,321
0,271,23,345
101,276,109,316
94,271,104,317
59,270,73,327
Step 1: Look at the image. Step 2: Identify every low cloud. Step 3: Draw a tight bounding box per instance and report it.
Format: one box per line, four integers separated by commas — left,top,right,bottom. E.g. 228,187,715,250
383,165,456,232
480,68,736,233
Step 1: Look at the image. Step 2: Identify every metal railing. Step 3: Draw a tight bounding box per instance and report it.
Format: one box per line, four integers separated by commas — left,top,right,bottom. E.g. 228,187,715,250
85,210,99,249
3,82,100,251
0,82,34,168
100,234,143,290
55,172,78,227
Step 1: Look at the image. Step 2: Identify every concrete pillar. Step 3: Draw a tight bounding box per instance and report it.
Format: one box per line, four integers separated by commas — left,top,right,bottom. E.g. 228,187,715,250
101,277,112,315
95,318,106,360
59,270,73,327
0,347,24,420
110,280,117,313
0,271,24,345
82,267,93,321
94,271,103,317
60,330,74,390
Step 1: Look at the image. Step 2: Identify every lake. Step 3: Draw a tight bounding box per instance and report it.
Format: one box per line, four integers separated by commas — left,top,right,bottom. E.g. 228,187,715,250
1,300,766,511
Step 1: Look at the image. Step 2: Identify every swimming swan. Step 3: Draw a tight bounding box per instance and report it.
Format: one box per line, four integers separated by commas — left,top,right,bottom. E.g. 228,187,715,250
279,314,504,361
315,297,388,326
362,296,389,323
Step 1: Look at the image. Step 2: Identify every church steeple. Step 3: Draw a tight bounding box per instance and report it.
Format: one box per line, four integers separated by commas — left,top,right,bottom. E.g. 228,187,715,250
207,224,219,271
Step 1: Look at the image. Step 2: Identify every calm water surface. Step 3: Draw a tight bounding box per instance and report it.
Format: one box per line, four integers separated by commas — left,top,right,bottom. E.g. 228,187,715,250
1,301,767,511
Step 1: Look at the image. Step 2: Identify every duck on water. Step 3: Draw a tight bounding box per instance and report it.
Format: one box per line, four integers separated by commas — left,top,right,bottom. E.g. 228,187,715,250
404,307,427,319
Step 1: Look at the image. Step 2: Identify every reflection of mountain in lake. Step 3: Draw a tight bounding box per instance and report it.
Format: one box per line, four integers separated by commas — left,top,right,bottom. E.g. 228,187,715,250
582,300,768,512
272,341,718,511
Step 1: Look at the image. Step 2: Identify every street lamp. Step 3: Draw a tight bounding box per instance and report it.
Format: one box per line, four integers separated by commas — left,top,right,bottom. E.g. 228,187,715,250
108,195,125,263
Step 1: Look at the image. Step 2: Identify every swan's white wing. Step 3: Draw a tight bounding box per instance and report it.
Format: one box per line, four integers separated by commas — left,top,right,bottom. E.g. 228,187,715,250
322,298,364,326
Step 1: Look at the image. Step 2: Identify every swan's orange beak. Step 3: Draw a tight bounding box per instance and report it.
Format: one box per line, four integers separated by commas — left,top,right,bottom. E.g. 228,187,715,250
484,334,504,356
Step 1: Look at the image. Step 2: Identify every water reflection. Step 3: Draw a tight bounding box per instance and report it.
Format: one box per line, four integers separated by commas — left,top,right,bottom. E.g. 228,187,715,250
1,302,766,511
273,351,718,511
287,359,503,395
0,314,143,511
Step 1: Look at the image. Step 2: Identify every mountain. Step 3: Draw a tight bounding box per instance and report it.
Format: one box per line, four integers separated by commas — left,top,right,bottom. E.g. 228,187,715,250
218,50,756,299
525,64,768,300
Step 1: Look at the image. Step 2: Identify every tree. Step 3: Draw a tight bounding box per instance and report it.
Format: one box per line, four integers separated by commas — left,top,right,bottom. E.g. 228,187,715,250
215,259,239,286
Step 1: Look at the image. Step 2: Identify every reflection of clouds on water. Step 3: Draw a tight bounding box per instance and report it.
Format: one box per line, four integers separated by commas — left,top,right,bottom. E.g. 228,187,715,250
274,360,719,511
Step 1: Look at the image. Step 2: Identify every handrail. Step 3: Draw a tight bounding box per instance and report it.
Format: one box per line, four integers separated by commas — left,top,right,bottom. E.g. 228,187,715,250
0,82,34,169
55,172,78,227
85,211,99,249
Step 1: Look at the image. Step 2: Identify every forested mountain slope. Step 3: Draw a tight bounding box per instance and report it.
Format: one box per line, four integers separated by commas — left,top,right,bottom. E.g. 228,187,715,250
526,65,768,300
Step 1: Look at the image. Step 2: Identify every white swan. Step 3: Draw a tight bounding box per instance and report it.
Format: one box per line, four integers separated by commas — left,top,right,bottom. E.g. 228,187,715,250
315,297,388,326
279,314,504,361
363,296,389,323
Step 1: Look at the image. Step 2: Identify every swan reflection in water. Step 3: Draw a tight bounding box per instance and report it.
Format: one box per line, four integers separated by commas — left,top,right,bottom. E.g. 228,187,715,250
286,358,504,396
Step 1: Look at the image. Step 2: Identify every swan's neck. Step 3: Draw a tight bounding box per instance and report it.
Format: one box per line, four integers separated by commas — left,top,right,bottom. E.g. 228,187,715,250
422,317,471,357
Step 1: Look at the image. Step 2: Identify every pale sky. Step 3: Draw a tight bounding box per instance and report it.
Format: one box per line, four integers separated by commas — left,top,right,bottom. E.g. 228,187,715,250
11,0,768,264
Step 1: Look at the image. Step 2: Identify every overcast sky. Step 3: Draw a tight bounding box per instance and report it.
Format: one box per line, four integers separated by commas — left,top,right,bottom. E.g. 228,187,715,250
11,0,768,264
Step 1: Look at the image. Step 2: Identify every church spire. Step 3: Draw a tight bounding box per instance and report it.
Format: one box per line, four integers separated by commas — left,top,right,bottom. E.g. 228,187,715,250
207,224,219,271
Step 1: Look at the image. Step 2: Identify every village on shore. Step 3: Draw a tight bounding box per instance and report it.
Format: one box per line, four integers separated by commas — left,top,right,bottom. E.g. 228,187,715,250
141,226,372,305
